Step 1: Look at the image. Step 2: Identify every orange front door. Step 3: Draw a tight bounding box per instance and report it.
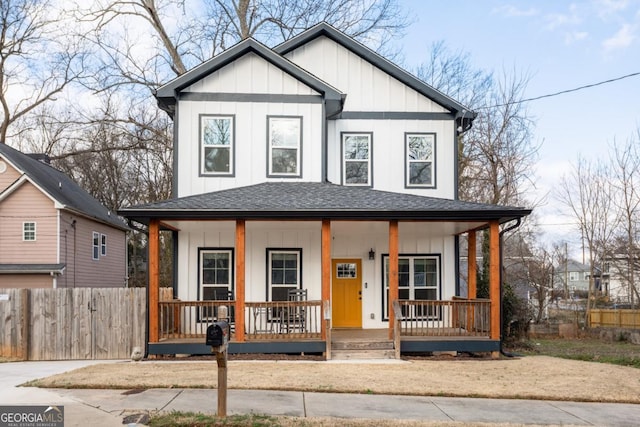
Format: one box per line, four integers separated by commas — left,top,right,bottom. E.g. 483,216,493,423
331,259,362,328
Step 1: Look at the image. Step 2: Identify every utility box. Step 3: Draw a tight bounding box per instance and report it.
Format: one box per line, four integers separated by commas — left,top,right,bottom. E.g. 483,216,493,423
206,321,230,347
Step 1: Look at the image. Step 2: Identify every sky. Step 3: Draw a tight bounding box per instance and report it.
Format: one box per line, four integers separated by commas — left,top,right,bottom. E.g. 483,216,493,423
398,0,640,257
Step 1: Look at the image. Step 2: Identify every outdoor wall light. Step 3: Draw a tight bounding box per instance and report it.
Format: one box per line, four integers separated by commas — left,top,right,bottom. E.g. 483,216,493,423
368,248,375,260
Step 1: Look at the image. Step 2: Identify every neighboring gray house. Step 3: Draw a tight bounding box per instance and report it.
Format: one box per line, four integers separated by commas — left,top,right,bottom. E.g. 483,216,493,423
0,144,129,288
553,259,600,297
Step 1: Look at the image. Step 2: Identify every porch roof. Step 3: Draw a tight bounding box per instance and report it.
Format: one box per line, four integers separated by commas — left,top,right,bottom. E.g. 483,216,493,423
0,263,66,275
119,182,531,225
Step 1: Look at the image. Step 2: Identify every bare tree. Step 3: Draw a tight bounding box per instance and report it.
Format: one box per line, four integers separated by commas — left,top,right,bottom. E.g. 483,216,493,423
558,156,619,318
608,133,640,305
0,0,86,143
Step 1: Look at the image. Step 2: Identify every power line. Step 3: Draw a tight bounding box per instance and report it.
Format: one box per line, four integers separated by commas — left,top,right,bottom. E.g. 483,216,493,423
476,71,640,109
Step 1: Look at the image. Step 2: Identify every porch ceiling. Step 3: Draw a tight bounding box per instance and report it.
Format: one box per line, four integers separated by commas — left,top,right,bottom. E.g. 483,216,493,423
119,182,531,226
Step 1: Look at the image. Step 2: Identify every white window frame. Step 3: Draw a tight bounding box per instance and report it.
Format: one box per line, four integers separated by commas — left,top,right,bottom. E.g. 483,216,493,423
92,232,100,260
101,234,107,256
341,132,372,186
200,114,235,176
23,222,36,241
569,271,579,281
267,116,302,177
405,133,436,188
267,249,302,301
383,254,440,320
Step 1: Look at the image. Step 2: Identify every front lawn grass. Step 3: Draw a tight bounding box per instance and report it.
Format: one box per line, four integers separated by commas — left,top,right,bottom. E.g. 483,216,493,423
516,336,640,368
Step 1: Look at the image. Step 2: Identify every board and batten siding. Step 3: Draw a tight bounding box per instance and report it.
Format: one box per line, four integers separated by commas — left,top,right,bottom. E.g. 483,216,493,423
0,183,58,264
174,220,456,329
66,215,127,288
283,36,449,113
176,100,324,197
183,52,320,95
327,119,456,198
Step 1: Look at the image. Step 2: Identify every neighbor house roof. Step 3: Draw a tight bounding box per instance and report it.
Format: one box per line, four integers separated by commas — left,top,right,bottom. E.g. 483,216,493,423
274,22,476,128
155,38,346,118
0,144,128,230
0,263,66,275
119,182,531,224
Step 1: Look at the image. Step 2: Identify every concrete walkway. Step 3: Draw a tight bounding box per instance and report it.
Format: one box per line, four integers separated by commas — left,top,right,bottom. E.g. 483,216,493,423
1,361,640,426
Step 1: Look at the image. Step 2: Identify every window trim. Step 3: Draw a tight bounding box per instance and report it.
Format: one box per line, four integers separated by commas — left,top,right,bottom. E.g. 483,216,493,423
198,248,235,300
404,132,436,189
23,222,36,241
199,114,236,177
101,234,107,256
266,115,303,178
265,248,303,301
341,132,373,187
92,232,100,260
381,253,441,321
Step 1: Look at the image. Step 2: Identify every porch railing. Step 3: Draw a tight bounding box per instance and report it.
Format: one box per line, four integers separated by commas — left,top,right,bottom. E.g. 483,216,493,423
396,299,491,337
158,299,322,341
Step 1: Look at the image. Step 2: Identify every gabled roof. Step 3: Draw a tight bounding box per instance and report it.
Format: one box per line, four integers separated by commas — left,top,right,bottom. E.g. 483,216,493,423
119,182,531,224
155,38,345,118
0,144,128,230
275,22,476,127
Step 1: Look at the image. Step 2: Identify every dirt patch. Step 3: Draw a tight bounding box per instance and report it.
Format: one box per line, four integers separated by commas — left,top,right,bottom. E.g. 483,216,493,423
26,355,640,403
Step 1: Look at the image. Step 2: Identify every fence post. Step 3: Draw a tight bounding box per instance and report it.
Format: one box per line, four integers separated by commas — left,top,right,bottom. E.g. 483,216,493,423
20,288,30,360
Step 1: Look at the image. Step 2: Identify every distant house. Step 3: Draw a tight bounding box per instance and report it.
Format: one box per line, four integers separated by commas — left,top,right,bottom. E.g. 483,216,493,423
120,22,531,357
553,259,599,297
601,253,640,304
0,144,129,288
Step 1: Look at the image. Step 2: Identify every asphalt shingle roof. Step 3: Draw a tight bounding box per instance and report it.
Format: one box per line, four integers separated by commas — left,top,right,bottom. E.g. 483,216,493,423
0,144,128,230
120,182,531,223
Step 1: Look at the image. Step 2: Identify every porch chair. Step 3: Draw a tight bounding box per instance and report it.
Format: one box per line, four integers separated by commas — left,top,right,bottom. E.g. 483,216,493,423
281,288,307,333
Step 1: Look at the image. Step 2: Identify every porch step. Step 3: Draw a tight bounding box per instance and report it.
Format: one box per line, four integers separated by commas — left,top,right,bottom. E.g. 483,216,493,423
332,340,394,351
331,348,397,360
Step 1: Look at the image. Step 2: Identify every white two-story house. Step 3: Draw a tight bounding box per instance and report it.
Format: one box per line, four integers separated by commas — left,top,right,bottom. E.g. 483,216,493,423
121,23,531,357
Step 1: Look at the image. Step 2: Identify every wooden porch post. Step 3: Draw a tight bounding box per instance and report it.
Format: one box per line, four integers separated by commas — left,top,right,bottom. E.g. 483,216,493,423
148,219,160,343
388,220,399,339
467,230,477,299
235,220,246,342
489,220,501,349
321,219,331,341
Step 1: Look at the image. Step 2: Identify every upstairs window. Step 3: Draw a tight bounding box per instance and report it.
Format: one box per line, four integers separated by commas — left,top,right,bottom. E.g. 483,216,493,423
268,116,302,177
101,234,107,256
342,133,372,186
92,232,100,260
200,114,234,176
405,133,436,188
23,222,36,241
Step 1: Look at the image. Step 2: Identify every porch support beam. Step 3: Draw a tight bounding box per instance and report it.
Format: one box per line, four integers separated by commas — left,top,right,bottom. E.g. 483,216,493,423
467,230,477,299
235,220,246,342
321,219,331,341
148,219,160,343
388,220,399,339
489,220,500,343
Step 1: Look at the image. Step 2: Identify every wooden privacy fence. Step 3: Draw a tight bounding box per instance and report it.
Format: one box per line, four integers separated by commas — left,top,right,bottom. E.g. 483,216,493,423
589,309,640,329
0,288,146,360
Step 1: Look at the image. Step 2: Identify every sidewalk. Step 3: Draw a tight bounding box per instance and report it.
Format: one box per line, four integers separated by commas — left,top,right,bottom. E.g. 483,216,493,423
2,361,640,426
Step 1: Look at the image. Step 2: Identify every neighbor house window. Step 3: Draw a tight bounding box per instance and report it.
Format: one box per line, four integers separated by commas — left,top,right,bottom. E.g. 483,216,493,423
569,272,579,281
199,249,234,301
200,114,234,175
101,234,107,256
92,232,100,260
267,249,301,301
268,116,302,177
383,254,440,320
23,222,36,241
405,133,436,188
342,132,372,186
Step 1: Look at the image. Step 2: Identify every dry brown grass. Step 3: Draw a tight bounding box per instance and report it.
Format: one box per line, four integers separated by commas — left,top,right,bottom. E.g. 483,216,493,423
27,355,640,403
